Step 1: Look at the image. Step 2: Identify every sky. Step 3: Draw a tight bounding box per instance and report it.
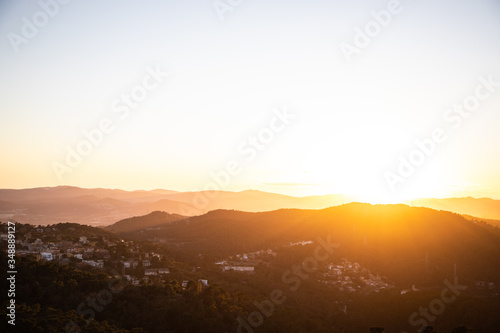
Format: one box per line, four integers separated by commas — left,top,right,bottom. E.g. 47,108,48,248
1,0,500,203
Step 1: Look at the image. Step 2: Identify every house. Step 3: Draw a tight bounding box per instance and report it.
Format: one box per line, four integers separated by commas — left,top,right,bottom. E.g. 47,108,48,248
79,236,87,244
41,252,53,261
289,240,313,246
52,252,64,260
142,260,151,267
123,260,139,269
196,279,209,292
82,260,97,267
144,269,158,276
96,260,104,268
223,266,255,272
158,268,170,275
348,286,358,293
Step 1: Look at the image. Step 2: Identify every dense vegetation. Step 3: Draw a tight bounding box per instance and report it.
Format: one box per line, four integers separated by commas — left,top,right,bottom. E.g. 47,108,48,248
105,211,185,233
0,253,253,332
2,247,499,332
123,204,500,286
3,203,500,332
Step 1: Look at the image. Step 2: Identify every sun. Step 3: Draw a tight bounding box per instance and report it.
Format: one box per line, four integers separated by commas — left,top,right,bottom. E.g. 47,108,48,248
298,116,452,204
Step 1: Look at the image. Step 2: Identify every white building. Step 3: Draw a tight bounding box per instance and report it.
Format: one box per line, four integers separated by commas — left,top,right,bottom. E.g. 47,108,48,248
158,268,170,275
41,252,53,261
82,260,97,267
223,266,255,272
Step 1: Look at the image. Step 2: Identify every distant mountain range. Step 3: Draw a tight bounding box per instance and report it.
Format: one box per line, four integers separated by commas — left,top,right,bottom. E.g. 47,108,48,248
0,186,499,225
406,197,500,225
0,186,352,225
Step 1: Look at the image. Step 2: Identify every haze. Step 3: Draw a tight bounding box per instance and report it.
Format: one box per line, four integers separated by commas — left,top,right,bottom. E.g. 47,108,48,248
1,0,500,204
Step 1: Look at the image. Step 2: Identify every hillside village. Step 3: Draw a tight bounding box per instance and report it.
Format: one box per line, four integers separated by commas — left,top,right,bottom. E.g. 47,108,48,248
0,222,208,290
3,221,393,296
214,241,393,294
2,220,497,298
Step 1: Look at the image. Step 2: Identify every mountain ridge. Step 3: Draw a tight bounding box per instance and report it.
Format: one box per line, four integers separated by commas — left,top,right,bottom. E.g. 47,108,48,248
115,202,500,287
1,186,500,225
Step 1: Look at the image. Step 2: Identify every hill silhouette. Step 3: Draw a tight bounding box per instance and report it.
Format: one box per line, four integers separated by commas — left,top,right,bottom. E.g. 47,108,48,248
123,203,500,287
106,211,186,233
2,186,500,226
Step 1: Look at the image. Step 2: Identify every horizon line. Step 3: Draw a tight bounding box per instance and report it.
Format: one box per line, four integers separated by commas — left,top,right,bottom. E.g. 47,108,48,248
1,184,500,202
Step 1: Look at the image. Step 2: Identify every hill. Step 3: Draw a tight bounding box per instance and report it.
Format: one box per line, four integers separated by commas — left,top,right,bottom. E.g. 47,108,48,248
124,203,500,287
106,211,186,233
2,186,500,226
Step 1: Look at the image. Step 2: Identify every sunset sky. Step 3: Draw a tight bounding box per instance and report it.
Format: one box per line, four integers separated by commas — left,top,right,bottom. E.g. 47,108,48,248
1,0,500,203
